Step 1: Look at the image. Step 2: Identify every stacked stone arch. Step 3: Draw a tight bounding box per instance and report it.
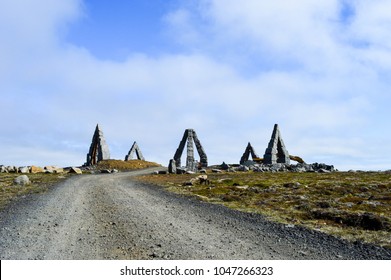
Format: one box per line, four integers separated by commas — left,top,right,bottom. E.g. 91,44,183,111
173,129,208,172
86,124,110,166
125,141,145,161
263,124,290,165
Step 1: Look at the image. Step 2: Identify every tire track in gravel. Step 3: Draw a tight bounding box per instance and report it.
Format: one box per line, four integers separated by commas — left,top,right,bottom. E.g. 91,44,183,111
1,167,390,260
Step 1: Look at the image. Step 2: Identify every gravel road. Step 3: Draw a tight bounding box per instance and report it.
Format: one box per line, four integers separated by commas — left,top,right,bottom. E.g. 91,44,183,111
1,168,390,260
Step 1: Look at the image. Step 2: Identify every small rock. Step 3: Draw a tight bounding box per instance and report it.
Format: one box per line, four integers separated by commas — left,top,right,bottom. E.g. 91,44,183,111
211,169,222,173
7,166,17,173
237,165,250,172
0,165,7,173
18,166,30,174
168,159,177,174
318,168,331,173
44,166,64,174
54,167,64,174
69,167,82,174
14,175,30,186
176,168,186,174
30,165,44,173
189,175,209,185
220,162,230,170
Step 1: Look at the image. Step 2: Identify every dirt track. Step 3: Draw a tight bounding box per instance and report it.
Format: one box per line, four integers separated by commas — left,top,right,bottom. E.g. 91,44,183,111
0,168,390,260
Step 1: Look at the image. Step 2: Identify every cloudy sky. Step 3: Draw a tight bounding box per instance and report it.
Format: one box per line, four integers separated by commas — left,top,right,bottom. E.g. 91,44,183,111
1,0,391,170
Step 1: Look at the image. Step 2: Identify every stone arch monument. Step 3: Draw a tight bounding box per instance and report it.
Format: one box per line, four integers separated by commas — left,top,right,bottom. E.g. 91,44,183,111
263,124,290,164
173,129,208,171
86,124,110,166
240,142,260,164
125,141,145,161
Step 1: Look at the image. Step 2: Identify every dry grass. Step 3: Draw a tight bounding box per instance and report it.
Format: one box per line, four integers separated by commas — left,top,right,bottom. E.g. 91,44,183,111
0,160,160,210
137,170,391,248
0,173,70,210
96,159,161,171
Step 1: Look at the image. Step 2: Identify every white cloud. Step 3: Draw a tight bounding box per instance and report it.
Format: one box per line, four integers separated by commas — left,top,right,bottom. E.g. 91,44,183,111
0,0,391,170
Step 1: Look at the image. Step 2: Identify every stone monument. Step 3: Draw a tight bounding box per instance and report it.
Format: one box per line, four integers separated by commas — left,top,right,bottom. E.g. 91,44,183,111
263,124,290,165
125,141,145,161
173,129,208,171
86,124,110,166
240,142,260,164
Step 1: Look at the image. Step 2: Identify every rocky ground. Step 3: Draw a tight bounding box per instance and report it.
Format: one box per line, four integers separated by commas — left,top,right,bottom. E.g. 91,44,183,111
0,167,390,260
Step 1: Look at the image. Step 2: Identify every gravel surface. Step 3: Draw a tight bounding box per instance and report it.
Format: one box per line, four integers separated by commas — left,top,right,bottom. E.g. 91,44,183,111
1,167,390,260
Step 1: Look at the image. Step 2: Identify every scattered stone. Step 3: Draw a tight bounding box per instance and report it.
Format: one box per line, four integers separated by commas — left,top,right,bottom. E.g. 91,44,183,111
0,165,6,173
168,159,177,174
283,182,301,188
176,168,186,174
101,169,111,174
125,141,145,161
54,167,64,174
190,175,209,185
243,160,256,167
6,166,17,173
69,167,82,174
199,169,207,174
220,162,230,170
44,166,64,174
236,165,250,172
111,169,119,173
211,169,222,173
158,170,168,175
86,124,110,166
14,175,30,186
30,166,44,173
234,185,249,190
18,166,30,174
318,168,331,173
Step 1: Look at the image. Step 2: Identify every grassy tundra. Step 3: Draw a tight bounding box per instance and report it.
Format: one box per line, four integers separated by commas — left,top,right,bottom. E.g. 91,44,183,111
137,170,391,248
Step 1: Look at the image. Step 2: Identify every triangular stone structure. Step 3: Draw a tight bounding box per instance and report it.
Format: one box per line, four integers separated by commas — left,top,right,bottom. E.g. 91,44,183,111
86,124,110,166
125,141,145,161
263,124,290,165
173,129,208,171
240,142,260,164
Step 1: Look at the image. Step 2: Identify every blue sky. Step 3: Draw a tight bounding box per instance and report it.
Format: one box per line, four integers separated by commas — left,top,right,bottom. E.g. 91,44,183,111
1,0,391,170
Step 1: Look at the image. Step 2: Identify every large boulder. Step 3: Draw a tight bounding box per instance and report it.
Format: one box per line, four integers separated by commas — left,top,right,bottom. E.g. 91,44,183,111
14,175,30,186
30,166,44,173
